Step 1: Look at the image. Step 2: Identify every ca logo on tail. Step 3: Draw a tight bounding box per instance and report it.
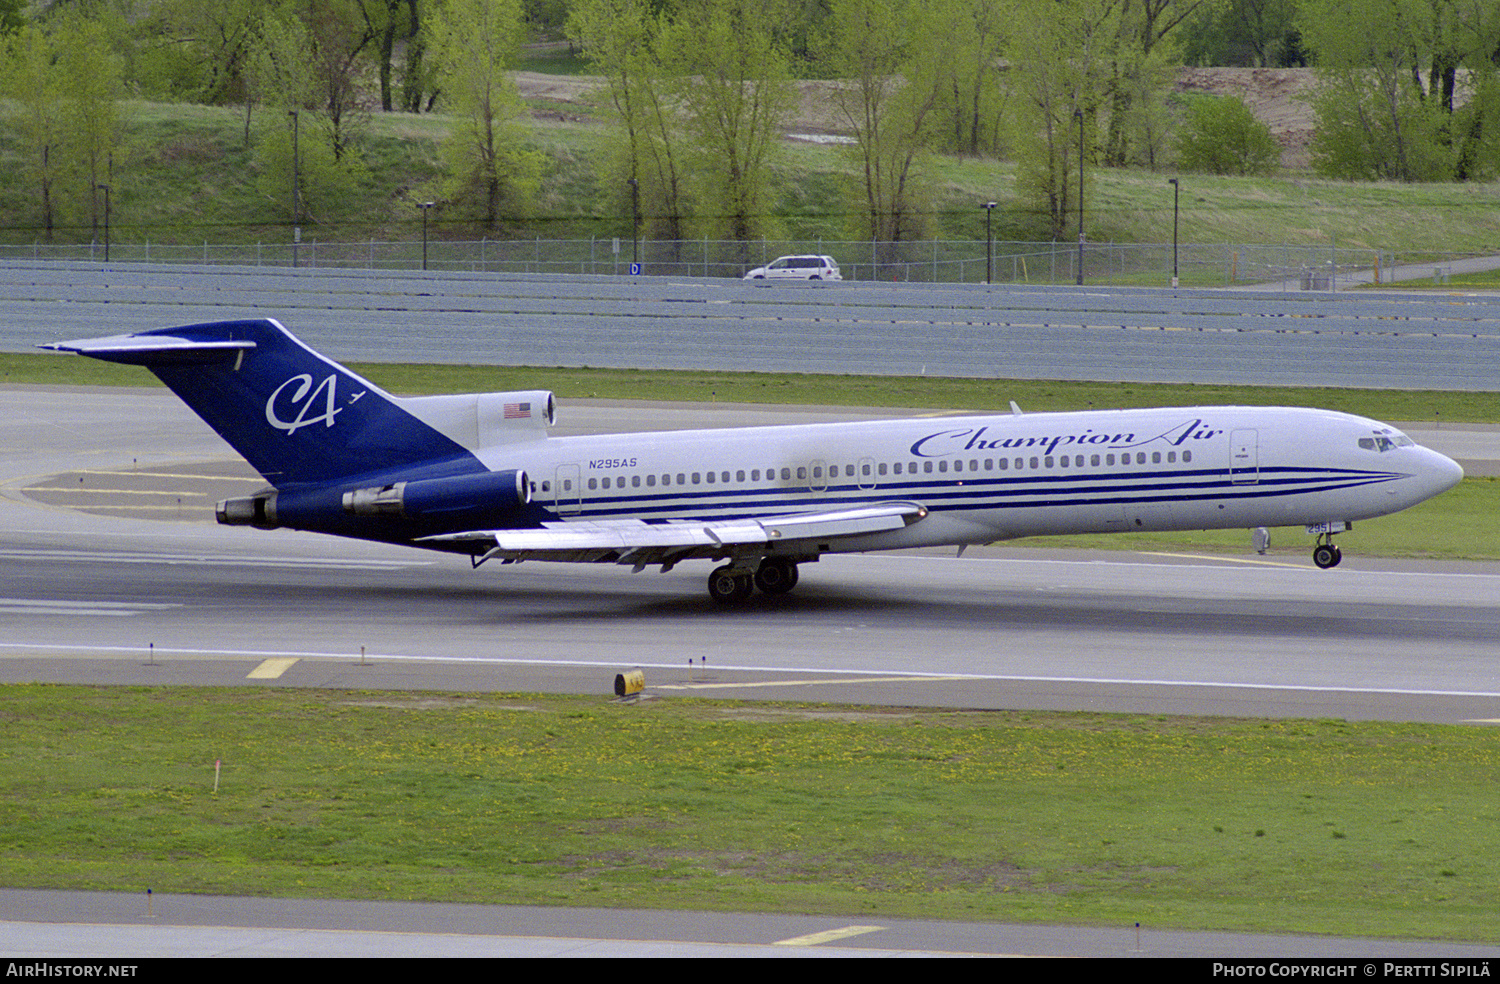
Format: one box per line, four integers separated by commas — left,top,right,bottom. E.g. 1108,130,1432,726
265,374,356,434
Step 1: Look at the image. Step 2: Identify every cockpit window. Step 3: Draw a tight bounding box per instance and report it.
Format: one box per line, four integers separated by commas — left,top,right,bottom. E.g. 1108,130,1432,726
1359,429,1415,453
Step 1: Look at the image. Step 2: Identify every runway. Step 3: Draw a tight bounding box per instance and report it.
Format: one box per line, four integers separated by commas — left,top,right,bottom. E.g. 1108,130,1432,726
5,385,1499,724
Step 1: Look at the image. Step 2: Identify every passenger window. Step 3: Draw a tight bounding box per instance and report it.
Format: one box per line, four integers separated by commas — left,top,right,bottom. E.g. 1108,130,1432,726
1183,450,1192,462
647,474,656,486
1152,452,1161,464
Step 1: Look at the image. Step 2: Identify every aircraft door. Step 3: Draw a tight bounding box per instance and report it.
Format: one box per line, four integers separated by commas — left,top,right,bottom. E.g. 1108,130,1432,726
554,464,582,513
1230,429,1259,484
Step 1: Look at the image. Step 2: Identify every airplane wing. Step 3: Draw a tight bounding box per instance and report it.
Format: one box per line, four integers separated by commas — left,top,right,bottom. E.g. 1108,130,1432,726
420,500,929,570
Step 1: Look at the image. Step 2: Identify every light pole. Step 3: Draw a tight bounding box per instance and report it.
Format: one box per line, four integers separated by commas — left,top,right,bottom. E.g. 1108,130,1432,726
627,177,640,267
418,201,435,271
982,201,997,284
1168,177,1180,288
1074,107,1084,286
289,110,301,269
95,183,110,263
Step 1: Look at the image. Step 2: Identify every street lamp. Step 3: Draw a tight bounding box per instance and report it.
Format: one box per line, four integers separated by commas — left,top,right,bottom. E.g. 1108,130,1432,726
417,201,435,271
982,201,997,284
1168,178,1180,289
289,110,301,269
1074,107,1085,286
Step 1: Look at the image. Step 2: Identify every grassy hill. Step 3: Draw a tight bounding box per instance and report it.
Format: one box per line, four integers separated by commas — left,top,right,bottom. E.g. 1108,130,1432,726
0,79,1497,258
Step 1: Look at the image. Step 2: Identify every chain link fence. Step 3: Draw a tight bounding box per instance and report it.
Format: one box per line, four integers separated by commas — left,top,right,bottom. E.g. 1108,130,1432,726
0,236,1482,288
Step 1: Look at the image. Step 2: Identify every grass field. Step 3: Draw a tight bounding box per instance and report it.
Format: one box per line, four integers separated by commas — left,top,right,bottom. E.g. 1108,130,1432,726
2,686,1497,941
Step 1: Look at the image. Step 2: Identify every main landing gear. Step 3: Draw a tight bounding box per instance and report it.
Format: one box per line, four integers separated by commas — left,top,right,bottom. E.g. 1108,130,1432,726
708,557,800,603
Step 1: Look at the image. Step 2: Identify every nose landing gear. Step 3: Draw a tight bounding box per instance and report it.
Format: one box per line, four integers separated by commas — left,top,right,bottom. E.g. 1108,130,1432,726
1312,531,1344,569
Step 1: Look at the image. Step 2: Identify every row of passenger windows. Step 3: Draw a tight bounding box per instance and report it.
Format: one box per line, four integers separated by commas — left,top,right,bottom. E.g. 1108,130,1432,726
582,449,1192,491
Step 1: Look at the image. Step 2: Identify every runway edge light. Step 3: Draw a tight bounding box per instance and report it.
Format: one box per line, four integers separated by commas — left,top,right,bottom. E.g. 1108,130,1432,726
615,668,645,698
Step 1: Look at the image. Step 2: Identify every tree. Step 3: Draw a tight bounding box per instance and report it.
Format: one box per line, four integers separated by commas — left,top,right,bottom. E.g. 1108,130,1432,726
568,0,689,251
426,0,542,230
132,0,266,103
1103,0,1211,167
925,0,1011,157
661,0,795,254
821,0,941,251
1006,0,1121,237
247,10,367,224
1180,0,1301,67
54,11,127,241
1300,0,1500,181
2,24,65,237
1173,93,1279,173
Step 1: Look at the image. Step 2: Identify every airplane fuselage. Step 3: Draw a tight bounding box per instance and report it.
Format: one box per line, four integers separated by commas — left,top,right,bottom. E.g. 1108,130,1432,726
477,405,1458,552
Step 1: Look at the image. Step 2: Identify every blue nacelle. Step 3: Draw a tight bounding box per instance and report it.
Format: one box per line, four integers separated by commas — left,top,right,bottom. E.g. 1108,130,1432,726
217,469,530,539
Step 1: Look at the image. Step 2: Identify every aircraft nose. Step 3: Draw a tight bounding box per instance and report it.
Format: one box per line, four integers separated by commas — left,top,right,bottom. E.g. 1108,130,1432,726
1424,448,1464,495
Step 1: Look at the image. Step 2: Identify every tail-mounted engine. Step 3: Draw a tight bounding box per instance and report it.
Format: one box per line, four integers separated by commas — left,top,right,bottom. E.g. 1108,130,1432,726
217,469,530,533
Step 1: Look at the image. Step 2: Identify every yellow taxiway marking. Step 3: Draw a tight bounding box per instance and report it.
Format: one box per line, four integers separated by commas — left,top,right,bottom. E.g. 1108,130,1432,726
247,657,299,679
1141,551,1308,570
774,925,885,947
657,676,969,691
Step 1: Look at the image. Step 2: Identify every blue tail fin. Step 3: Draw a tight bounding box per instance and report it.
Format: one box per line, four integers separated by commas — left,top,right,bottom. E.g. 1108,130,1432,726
43,318,477,486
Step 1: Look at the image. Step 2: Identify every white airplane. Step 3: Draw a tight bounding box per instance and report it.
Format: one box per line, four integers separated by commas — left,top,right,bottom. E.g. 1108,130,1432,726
44,318,1464,602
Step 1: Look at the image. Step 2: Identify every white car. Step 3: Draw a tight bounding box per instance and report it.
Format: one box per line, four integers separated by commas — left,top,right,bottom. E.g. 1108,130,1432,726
743,255,842,281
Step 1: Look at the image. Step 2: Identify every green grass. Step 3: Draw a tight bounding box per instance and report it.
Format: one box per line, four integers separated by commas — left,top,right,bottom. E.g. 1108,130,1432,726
1,685,1497,941
0,93,1497,254
1023,476,1500,561
5,350,1497,422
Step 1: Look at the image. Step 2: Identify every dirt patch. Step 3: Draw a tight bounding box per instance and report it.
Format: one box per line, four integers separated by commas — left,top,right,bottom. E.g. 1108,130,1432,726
1175,67,1319,168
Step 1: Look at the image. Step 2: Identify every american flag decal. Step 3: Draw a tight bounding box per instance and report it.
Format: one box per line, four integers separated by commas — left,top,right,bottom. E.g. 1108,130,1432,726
504,402,531,419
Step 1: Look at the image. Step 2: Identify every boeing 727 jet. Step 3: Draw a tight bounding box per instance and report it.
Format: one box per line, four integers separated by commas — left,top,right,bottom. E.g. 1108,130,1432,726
44,318,1464,602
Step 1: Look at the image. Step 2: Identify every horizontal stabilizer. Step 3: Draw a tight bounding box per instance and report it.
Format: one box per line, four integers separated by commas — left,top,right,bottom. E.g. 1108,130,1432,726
41,333,256,366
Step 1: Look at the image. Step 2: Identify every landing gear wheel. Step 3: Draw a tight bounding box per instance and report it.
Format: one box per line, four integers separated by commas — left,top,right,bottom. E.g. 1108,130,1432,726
1313,543,1343,569
754,558,800,595
708,565,754,603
